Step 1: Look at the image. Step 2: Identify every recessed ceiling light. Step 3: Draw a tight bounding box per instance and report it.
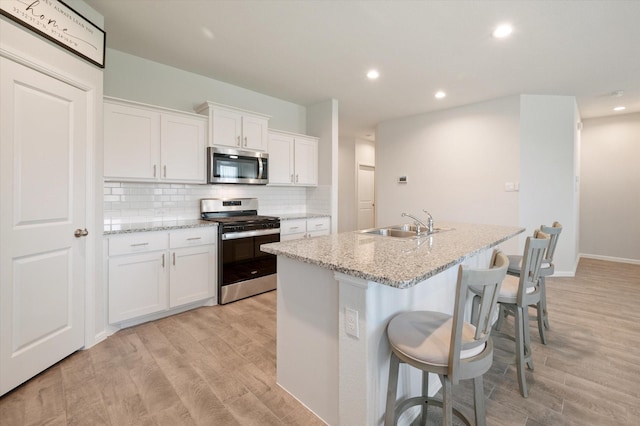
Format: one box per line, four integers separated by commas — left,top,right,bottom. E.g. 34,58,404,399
613,106,626,111
435,91,446,99
366,69,380,80
493,23,513,39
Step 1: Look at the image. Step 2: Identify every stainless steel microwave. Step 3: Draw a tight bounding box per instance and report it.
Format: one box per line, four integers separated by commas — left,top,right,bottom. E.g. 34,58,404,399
207,147,269,185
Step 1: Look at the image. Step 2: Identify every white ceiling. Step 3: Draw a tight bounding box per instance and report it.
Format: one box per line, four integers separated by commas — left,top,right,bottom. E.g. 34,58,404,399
84,0,640,140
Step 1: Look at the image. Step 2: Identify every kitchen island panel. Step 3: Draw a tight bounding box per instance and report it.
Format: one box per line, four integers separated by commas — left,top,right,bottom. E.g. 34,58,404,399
277,250,493,425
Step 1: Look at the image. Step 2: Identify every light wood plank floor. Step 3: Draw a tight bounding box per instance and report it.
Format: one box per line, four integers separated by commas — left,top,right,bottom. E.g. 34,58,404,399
1,258,639,425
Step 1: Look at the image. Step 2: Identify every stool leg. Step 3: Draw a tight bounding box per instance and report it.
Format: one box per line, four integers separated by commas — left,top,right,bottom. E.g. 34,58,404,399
473,375,486,426
385,352,400,426
540,276,551,330
440,375,453,426
537,299,547,345
420,371,429,425
514,306,529,398
522,306,534,371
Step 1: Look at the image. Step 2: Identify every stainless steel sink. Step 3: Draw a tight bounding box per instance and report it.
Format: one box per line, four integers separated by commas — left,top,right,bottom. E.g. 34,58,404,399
359,224,454,238
394,224,454,234
360,228,418,238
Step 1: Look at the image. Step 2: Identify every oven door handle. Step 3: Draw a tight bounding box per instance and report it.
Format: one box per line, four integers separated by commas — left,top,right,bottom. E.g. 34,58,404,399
222,228,280,240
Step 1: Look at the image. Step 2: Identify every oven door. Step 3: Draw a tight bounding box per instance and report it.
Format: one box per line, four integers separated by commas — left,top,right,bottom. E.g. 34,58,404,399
219,231,279,304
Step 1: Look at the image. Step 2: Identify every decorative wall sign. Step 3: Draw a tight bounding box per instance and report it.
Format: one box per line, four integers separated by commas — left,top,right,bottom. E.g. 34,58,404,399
0,0,105,68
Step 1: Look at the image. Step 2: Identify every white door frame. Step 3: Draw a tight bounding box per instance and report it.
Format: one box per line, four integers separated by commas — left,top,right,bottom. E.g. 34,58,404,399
356,163,375,230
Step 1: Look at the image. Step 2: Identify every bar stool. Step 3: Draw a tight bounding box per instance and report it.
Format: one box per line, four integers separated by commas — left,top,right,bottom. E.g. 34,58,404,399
384,250,509,426
506,222,562,344
484,231,549,398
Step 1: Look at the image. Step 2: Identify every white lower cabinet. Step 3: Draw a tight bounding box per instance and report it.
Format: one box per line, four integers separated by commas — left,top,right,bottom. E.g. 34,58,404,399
169,230,216,308
108,227,217,324
109,250,169,323
280,217,330,241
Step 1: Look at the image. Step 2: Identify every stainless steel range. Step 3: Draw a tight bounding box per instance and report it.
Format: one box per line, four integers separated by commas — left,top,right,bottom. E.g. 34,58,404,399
200,198,280,304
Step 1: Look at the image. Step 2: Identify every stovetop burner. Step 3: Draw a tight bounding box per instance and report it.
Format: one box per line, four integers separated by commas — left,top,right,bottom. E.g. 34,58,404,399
200,198,280,233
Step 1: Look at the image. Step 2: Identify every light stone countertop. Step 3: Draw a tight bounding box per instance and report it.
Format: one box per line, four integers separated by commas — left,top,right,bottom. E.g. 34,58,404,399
261,222,524,289
278,213,331,220
103,219,217,235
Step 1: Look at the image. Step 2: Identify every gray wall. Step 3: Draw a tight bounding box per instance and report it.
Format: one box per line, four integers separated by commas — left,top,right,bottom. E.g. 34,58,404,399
376,94,583,274
376,96,521,256
580,112,640,262
519,95,581,274
103,49,307,134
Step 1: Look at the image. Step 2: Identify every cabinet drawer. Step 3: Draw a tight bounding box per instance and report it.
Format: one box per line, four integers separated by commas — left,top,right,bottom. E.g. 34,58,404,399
307,217,330,232
109,232,168,256
170,228,217,249
280,219,307,236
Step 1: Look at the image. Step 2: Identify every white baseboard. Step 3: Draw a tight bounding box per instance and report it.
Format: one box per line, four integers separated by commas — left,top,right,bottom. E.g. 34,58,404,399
579,253,640,266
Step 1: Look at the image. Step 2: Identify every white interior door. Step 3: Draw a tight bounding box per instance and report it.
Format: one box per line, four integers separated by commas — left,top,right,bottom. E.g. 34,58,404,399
0,57,87,395
357,164,375,229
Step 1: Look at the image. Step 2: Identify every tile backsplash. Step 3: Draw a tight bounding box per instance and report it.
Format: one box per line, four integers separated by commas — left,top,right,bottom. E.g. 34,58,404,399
104,182,330,224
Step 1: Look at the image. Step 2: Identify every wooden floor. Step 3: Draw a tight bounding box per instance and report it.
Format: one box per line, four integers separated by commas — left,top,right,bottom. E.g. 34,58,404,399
1,258,639,425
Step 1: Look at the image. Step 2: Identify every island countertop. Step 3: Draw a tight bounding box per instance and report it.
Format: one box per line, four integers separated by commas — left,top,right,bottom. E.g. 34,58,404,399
261,222,524,289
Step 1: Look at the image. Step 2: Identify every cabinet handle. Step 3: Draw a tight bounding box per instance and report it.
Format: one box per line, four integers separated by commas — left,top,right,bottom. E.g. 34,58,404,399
153,164,157,177
236,136,241,146
296,174,299,183
163,165,167,177
173,252,176,266
187,237,202,241
162,253,165,268
130,242,149,247
315,224,323,228
291,174,294,183
244,136,248,146
290,226,300,230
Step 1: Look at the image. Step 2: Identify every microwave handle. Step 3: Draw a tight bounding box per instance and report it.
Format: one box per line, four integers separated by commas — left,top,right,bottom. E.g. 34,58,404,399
258,157,264,179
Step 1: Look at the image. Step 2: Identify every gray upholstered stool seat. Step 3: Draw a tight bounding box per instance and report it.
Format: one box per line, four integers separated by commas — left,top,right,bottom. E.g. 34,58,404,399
388,312,485,367
384,250,509,426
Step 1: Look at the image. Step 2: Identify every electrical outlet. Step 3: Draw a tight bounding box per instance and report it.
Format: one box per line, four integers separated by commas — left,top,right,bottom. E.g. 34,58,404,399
346,307,359,338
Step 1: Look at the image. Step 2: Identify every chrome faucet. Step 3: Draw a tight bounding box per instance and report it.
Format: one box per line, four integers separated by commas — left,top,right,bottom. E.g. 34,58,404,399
422,210,434,233
401,212,429,235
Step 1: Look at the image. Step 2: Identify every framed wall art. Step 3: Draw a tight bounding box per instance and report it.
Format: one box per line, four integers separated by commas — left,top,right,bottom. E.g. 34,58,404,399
1,0,106,68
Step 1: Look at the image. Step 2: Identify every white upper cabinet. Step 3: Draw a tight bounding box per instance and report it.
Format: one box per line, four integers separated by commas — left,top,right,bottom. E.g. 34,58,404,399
268,130,318,186
104,97,206,183
268,131,295,185
294,135,319,186
104,101,159,180
196,101,270,151
161,113,206,182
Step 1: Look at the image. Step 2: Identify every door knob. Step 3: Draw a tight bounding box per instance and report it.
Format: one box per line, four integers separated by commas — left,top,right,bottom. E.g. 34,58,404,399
74,228,89,238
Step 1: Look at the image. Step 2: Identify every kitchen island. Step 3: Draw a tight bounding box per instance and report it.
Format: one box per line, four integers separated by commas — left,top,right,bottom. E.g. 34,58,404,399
261,222,523,425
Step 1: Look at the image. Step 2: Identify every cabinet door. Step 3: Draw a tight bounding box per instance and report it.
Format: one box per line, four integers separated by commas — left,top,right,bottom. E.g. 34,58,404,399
294,136,318,186
109,251,168,323
161,113,206,183
268,132,295,185
104,102,160,180
170,245,216,308
242,115,269,151
212,108,242,148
